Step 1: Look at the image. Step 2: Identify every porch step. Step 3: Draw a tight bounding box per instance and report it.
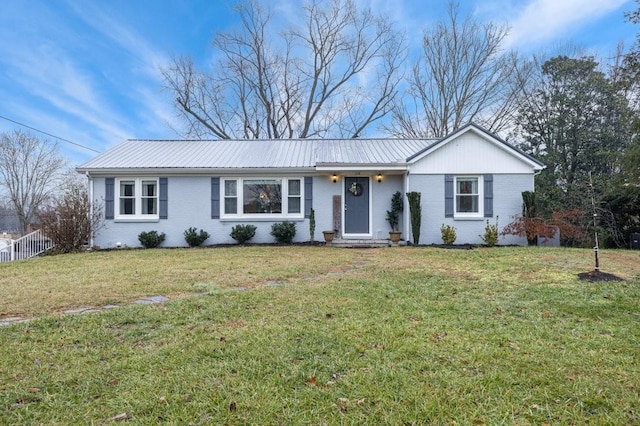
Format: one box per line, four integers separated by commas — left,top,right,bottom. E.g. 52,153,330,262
330,238,406,248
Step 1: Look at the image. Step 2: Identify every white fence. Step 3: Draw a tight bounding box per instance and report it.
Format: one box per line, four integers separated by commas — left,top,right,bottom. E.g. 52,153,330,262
0,229,53,262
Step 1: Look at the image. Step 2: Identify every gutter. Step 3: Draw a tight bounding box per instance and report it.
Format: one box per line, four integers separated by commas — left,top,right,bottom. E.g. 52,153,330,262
76,167,317,176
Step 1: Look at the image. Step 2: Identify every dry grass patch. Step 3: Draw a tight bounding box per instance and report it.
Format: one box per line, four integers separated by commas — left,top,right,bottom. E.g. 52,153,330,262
0,246,360,318
2,246,638,319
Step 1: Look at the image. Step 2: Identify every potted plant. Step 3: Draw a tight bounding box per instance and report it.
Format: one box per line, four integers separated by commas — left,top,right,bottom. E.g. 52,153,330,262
386,191,403,245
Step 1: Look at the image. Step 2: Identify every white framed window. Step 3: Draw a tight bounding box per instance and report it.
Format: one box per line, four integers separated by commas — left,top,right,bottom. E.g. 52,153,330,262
116,178,159,219
455,176,483,217
222,177,304,219
287,179,301,214
224,180,238,214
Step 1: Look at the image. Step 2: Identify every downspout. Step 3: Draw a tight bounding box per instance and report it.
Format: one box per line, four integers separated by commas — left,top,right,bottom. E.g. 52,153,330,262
404,169,410,243
533,169,542,191
86,172,94,247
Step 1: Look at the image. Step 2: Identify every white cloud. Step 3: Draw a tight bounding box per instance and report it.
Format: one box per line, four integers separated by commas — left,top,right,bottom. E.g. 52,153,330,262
0,38,131,153
67,2,172,82
504,0,630,49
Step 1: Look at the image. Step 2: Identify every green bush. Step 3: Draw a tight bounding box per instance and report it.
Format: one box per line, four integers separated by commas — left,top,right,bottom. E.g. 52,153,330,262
183,227,210,247
440,224,457,245
480,217,499,246
230,224,257,244
271,222,296,244
386,191,403,231
138,230,166,248
309,208,316,242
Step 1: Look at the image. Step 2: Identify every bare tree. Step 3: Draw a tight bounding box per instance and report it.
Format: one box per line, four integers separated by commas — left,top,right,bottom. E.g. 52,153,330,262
163,0,405,139
386,2,530,138
37,172,103,253
0,130,65,235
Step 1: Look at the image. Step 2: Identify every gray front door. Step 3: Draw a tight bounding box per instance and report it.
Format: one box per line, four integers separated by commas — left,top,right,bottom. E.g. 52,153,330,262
344,177,370,235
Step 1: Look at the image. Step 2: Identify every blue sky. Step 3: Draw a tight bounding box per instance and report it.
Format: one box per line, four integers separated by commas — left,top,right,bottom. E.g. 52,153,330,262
0,0,637,165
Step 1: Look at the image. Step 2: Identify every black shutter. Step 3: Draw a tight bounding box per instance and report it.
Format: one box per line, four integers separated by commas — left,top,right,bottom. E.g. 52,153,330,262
105,178,114,219
304,177,313,218
211,177,220,219
159,177,168,219
484,174,493,217
444,175,454,217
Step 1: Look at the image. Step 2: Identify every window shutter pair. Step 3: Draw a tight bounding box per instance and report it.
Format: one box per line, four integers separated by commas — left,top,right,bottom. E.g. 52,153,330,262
444,174,493,217
210,177,313,218
104,177,168,219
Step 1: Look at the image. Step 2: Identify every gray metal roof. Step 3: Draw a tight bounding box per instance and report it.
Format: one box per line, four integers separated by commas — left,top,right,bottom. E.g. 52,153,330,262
77,138,436,172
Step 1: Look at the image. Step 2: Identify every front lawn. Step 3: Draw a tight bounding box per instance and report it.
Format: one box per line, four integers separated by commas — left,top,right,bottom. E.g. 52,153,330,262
0,246,638,424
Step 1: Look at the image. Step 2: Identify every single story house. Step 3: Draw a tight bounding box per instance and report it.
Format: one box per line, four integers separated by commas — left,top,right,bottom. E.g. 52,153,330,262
77,123,544,248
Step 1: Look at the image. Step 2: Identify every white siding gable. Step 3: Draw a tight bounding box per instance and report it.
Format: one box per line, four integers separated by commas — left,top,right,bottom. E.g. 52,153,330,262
409,128,540,174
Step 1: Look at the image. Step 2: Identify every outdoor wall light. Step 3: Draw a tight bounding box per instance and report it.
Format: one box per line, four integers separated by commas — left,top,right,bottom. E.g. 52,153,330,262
376,173,382,183
332,174,338,183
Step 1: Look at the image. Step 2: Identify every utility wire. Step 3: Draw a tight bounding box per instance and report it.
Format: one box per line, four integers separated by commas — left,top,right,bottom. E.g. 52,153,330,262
0,114,101,153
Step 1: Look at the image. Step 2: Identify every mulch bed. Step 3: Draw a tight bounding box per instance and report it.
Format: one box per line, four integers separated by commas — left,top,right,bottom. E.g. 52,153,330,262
577,270,624,282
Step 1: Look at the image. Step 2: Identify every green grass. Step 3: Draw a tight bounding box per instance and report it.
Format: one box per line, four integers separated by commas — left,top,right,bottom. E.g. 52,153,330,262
1,246,639,424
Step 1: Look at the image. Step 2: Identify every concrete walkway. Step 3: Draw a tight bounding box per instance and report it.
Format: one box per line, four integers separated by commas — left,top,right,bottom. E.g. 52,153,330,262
0,295,171,327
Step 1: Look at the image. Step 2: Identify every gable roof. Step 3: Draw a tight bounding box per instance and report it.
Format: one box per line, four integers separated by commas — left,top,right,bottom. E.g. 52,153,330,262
76,123,544,174
406,122,545,170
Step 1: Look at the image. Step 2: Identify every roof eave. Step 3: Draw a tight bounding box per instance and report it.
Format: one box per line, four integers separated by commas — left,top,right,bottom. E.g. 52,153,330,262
315,163,407,172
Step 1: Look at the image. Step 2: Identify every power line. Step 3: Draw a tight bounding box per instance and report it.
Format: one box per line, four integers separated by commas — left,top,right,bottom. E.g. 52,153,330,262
0,114,101,153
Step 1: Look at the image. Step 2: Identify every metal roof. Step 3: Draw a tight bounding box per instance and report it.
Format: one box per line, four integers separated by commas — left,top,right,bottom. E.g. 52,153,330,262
77,125,544,173
77,138,436,172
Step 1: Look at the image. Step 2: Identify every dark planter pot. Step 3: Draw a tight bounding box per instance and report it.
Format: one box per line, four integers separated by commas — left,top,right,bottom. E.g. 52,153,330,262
322,231,335,245
389,231,402,246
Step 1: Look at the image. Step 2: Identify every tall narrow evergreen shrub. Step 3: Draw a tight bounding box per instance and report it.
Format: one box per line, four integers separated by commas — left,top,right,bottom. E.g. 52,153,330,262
406,192,422,244
309,208,316,242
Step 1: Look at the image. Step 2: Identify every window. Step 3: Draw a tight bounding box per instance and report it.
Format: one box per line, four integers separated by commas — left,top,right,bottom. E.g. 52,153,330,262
243,179,282,214
224,180,237,214
119,180,136,215
116,178,158,218
222,177,303,218
288,179,301,214
454,176,483,217
445,174,492,219
141,180,158,214
456,177,479,213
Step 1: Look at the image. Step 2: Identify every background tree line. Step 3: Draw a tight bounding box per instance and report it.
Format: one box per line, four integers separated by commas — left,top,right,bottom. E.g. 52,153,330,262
1,0,639,249
162,0,640,248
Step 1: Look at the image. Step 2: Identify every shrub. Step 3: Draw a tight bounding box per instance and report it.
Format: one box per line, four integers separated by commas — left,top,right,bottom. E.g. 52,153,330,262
480,217,499,246
406,192,422,244
386,191,403,231
501,209,586,247
138,230,166,248
271,222,296,244
184,227,210,247
309,208,316,242
230,224,257,244
440,224,457,245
